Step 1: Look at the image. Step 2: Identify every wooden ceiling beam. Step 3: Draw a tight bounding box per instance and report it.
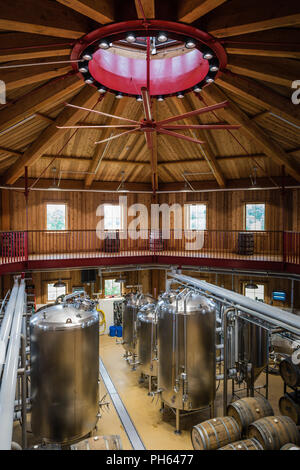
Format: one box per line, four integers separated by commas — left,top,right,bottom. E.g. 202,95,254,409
0,74,83,133
3,86,99,185
1,64,71,92
218,72,300,128
223,28,300,60
204,0,300,37
85,97,131,187
134,0,155,18
226,55,300,88
178,0,227,23
202,85,300,183
11,178,152,192
0,32,71,62
57,0,115,24
0,0,93,39
170,97,226,187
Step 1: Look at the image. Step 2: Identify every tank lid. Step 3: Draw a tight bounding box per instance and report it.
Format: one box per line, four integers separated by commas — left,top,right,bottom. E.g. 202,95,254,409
30,304,98,330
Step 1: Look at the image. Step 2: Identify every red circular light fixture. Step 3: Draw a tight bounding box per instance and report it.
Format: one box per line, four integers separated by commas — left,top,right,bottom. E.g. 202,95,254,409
71,20,227,99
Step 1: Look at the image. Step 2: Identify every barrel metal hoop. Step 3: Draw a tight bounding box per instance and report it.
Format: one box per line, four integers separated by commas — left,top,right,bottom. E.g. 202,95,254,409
195,424,210,450
218,417,231,443
207,420,220,448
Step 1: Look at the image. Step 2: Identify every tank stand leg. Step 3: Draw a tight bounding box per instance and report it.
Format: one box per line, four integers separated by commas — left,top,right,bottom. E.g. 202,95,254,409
174,408,181,435
148,376,152,395
159,399,165,413
131,354,137,371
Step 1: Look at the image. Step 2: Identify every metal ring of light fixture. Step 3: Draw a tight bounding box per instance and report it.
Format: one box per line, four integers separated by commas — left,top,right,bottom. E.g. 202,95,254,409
71,20,227,100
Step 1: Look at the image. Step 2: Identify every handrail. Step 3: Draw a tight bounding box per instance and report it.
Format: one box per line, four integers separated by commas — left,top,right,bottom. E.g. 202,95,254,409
0,277,25,450
0,279,19,379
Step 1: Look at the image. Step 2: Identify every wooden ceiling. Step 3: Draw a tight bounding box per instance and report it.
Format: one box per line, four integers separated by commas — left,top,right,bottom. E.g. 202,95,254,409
0,0,299,192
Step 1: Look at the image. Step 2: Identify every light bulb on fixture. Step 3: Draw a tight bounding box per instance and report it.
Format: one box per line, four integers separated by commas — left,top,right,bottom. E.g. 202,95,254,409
157,95,164,102
193,84,202,93
157,32,168,43
177,92,184,99
99,39,110,50
78,65,89,73
126,32,136,43
205,76,214,84
97,84,107,94
136,95,143,102
82,49,93,61
84,76,94,84
115,92,123,99
185,39,196,49
203,49,214,60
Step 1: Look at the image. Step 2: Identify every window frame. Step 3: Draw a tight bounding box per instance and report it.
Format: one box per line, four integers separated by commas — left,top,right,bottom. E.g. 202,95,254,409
184,203,207,231
243,281,265,302
46,281,68,303
104,278,122,298
45,201,68,232
244,202,266,231
102,203,124,231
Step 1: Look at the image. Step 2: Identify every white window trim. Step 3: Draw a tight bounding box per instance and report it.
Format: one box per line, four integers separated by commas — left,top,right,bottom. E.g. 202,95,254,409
184,203,207,231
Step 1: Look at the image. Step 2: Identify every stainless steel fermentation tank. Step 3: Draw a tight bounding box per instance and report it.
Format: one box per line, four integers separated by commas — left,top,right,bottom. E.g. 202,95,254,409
122,293,154,368
136,301,158,392
157,290,216,433
30,300,99,444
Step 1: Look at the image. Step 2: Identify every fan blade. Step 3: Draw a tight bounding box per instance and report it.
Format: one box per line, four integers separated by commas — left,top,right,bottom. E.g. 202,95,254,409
141,87,152,122
156,101,229,126
65,103,140,124
144,131,154,149
162,124,240,130
57,125,139,129
158,128,205,144
95,128,138,145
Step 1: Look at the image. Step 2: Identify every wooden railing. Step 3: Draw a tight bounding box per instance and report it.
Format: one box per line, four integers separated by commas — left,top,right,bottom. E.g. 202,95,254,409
0,229,299,269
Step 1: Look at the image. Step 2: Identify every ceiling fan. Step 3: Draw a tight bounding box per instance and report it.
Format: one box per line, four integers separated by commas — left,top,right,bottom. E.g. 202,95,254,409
57,36,240,191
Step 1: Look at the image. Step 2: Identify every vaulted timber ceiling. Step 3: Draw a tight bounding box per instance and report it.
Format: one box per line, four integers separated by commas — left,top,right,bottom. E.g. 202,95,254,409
0,0,299,192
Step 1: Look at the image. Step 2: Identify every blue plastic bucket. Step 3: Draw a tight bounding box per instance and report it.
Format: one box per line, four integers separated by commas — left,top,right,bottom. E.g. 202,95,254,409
109,325,116,337
116,325,122,337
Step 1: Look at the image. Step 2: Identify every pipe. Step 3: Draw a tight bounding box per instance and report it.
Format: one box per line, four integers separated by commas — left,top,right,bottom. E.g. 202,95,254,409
0,278,25,450
170,274,300,335
0,278,19,379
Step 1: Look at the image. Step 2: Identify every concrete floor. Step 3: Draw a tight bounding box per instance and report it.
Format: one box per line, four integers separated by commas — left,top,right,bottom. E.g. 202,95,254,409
12,334,285,450
99,334,284,450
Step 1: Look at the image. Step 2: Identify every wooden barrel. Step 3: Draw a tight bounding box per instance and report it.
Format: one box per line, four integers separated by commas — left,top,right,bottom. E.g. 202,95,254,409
227,396,274,432
237,232,254,255
218,438,263,450
191,417,241,450
279,393,300,425
281,443,300,450
247,416,300,450
279,357,300,388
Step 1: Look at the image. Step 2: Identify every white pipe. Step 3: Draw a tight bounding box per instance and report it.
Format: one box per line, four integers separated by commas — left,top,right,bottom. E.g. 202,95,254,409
0,279,19,378
170,273,300,335
0,278,25,450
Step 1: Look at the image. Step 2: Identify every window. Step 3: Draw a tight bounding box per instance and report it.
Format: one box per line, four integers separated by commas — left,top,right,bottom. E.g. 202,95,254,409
186,204,207,230
47,282,66,302
245,283,264,302
103,204,122,230
46,203,66,230
104,279,121,297
245,203,265,231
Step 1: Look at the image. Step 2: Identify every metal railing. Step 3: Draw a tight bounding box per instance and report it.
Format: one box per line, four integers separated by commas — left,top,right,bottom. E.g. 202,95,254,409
0,229,298,268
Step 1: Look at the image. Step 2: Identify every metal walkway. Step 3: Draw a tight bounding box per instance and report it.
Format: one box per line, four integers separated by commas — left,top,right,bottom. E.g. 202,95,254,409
99,357,146,450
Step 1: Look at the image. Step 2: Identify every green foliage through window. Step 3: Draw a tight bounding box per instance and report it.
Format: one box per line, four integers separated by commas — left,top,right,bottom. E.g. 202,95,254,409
105,279,121,297
245,204,265,231
46,204,66,231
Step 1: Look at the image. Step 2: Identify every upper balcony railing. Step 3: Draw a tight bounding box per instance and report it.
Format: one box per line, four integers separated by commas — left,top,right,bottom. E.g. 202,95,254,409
0,229,299,271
